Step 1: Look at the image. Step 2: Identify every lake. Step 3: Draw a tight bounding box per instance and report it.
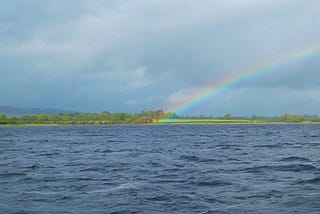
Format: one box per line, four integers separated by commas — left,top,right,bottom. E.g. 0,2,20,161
1,124,320,213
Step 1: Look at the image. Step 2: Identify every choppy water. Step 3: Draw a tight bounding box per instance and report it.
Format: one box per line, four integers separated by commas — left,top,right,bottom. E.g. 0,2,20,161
1,124,320,213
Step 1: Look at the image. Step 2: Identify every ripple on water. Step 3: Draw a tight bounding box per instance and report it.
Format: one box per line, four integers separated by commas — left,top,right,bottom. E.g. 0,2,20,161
245,190,283,199
0,172,26,178
244,164,319,173
296,177,320,185
2,124,320,213
86,182,140,194
195,180,232,187
279,156,311,162
179,155,221,163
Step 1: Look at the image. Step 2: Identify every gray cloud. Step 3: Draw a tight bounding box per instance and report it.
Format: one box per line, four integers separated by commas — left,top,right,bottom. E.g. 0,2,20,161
1,0,320,115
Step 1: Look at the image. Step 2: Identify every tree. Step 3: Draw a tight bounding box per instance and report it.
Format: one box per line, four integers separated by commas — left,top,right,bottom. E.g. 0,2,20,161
0,114,6,124
36,114,48,124
276,114,305,123
7,116,17,124
224,114,232,120
21,115,35,124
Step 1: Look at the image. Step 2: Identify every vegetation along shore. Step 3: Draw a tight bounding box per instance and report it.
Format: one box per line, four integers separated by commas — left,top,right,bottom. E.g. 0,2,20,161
1,110,320,125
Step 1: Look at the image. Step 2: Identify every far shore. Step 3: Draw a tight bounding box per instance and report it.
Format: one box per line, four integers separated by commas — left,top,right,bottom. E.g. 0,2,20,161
1,121,320,126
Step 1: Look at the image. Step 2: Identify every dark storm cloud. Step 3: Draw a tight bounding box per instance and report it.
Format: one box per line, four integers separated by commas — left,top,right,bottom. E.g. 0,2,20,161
0,0,320,114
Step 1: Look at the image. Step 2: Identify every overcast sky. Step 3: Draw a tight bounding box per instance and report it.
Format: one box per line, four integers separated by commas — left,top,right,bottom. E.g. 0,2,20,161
1,0,320,116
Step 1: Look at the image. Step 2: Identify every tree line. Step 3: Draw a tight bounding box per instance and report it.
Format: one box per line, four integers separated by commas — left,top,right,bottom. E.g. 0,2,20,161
0,111,319,125
0,110,170,125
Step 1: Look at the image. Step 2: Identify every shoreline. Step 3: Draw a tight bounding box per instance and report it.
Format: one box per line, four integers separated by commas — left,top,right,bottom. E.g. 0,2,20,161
1,122,320,127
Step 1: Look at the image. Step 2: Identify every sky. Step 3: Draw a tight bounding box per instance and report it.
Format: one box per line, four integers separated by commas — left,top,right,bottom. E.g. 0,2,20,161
1,0,320,116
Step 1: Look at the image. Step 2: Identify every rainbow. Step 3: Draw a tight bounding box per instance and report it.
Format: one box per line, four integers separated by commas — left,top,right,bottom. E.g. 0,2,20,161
165,44,320,117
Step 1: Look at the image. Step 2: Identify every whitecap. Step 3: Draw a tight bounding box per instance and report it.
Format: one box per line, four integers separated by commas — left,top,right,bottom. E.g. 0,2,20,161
15,191,60,195
86,182,139,194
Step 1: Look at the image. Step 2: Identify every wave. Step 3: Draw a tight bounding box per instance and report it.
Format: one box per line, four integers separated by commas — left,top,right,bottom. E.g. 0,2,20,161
79,167,102,172
179,155,221,163
86,182,139,194
37,152,60,157
245,190,283,199
192,180,232,187
254,144,283,148
17,191,59,195
147,161,163,167
0,172,26,177
244,164,319,173
25,164,40,169
101,149,113,153
296,177,320,185
279,156,311,162
180,155,201,162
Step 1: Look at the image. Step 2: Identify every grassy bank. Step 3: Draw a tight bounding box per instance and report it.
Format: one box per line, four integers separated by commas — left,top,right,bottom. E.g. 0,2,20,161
157,119,252,124
156,119,320,124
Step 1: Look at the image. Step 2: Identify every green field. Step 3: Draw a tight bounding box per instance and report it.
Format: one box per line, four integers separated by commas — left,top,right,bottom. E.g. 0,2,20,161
157,119,252,124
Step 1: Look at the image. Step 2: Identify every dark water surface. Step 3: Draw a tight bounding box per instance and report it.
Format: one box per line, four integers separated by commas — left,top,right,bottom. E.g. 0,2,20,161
1,124,320,213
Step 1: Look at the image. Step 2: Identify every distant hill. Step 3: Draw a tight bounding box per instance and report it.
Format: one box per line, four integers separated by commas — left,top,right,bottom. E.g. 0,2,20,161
0,106,74,116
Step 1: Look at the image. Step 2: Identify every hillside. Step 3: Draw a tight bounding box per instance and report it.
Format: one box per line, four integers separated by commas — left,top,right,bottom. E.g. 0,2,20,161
0,106,72,116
